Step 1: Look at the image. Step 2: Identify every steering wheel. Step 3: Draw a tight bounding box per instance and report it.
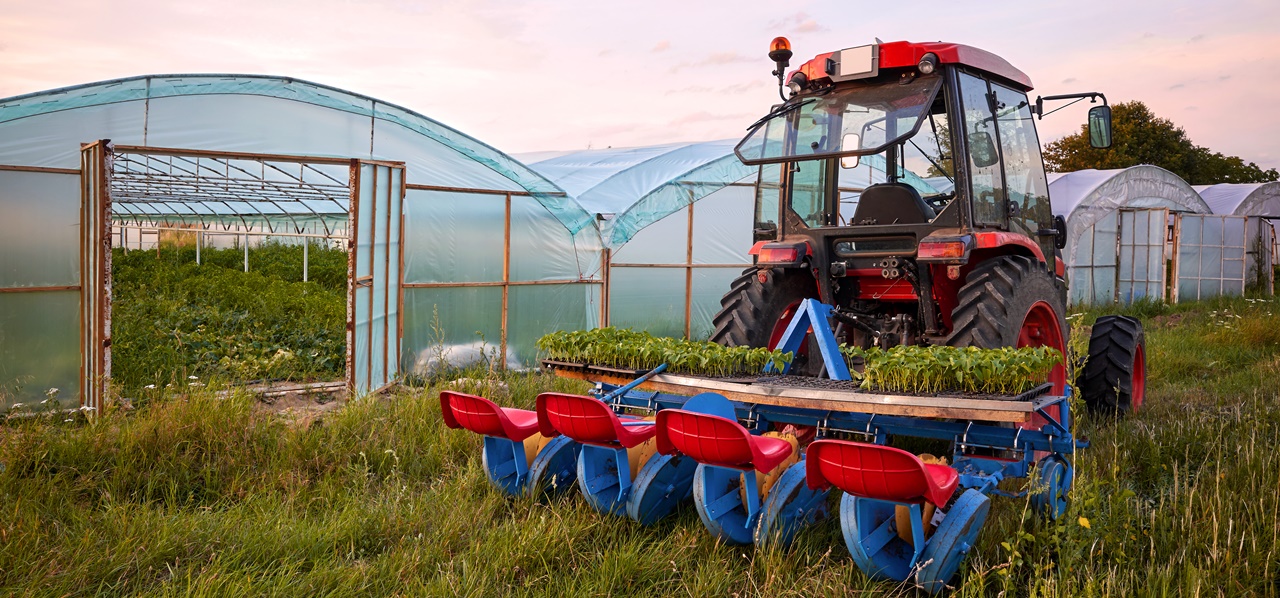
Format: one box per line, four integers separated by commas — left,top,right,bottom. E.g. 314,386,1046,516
925,192,954,211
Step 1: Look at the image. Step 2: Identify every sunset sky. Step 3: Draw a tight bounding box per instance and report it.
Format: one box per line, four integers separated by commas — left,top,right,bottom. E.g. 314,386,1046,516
2,0,1277,169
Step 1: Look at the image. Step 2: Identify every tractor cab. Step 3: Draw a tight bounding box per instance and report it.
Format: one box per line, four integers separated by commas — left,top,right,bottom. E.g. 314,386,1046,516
715,39,1110,368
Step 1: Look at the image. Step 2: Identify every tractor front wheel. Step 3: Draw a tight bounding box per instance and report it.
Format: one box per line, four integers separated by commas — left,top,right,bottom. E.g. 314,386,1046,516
1079,315,1146,414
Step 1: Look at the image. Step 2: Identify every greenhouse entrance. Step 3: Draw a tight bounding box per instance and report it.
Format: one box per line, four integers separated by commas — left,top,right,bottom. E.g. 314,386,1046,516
82,142,404,404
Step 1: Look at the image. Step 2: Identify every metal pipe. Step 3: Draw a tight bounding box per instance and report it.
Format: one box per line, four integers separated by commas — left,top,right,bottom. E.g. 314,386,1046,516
303,238,308,282
598,364,669,404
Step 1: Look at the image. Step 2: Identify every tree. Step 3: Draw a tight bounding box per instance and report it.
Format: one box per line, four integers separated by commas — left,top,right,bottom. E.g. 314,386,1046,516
1042,101,1278,184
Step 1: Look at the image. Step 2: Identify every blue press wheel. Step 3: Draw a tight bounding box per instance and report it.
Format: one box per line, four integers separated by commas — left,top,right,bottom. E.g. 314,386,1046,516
526,435,581,495
753,461,830,548
480,436,528,496
917,489,991,595
626,453,698,525
692,463,756,545
841,493,914,582
1030,456,1071,521
576,444,630,516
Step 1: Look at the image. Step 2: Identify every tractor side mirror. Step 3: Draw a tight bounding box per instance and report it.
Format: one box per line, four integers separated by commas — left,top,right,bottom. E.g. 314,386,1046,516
968,131,999,168
840,133,861,168
1088,105,1112,149
1054,214,1068,249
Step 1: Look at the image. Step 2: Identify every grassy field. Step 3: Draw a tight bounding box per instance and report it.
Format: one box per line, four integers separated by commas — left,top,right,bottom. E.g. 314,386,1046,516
2,295,1279,596
111,243,347,398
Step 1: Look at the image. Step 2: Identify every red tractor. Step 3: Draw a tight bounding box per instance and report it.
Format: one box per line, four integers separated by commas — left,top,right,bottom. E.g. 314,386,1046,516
712,39,1145,412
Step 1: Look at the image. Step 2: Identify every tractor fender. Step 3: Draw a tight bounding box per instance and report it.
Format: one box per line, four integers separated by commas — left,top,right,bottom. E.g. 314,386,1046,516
971,231,1046,265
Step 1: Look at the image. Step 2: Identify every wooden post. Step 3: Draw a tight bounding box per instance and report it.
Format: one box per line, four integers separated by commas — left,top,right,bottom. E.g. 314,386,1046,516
684,199,694,339
500,193,511,369
601,247,611,327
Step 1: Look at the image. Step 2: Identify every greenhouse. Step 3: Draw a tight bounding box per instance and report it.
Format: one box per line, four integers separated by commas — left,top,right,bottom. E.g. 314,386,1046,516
521,141,756,339
1196,182,1280,291
0,74,602,410
1049,165,1229,305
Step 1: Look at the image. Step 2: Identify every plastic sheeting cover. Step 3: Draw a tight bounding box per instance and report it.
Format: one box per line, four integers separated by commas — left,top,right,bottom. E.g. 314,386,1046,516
1195,182,1280,217
0,171,79,288
1050,166,1209,270
523,140,756,248
0,291,81,410
0,74,596,235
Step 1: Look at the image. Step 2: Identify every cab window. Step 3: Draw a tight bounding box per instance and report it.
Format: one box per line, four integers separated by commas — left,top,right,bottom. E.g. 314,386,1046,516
958,72,1006,228
991,83,1052,250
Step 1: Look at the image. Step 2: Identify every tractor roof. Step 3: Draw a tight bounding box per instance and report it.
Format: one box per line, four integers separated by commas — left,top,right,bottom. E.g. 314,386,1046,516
793,41,1034,91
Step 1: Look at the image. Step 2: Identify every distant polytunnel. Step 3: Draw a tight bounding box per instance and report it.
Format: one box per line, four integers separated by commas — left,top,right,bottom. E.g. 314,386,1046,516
1049,166,1210,305
0,74,603,408
521,140,757,339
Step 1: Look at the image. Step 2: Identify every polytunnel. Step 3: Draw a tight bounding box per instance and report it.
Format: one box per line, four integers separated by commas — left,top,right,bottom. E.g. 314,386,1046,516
1196,182,1280,217
0,74,602,410
522,140,756,339
1195,182,1280,291
1048,166,1210,305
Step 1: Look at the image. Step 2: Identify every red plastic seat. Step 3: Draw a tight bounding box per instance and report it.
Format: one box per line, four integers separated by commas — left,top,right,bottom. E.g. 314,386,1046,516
655,409,793,473
439,390,540,442
805,439,958,507
535,393,655,449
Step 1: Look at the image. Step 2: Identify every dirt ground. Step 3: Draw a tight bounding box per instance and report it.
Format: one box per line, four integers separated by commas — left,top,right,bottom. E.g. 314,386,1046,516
247,381,348,427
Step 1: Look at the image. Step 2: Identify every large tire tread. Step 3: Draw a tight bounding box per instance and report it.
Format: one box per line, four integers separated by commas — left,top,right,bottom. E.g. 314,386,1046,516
710,267,814,349
1080,315,1145,414
944,255,1066,351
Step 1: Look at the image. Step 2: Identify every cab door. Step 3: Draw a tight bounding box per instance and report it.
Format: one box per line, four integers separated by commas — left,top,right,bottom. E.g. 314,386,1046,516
990,83,1055,263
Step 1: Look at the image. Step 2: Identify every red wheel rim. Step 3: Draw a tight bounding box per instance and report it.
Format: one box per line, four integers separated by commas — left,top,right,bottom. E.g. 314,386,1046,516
1131,344,1145,411
1017,300,1067,395
767,300,807,354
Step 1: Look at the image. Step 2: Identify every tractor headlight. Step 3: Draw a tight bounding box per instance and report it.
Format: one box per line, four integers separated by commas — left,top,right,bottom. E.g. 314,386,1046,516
787,72,809,95
918,53,938,75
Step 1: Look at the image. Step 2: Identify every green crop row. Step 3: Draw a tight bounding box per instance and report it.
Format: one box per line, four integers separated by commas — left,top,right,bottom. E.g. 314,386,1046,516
536,327,793,377
843,344,1061,396
112,243,347,398
539,326,1058,397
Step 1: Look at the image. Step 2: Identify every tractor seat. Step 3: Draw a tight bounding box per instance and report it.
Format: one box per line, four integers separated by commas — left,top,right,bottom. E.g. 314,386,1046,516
536,392,655,449
850,183,936,225
805,439,958,507
439,390,540,442
655,409,793,473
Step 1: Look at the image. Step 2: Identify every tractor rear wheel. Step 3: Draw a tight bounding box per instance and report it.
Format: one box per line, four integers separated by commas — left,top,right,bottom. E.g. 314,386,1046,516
1079,315,1146,414
945,255,1068,392
710,267,816,351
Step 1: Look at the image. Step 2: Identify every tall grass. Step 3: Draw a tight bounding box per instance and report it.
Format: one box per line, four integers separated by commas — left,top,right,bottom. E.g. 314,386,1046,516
2,295,1278,595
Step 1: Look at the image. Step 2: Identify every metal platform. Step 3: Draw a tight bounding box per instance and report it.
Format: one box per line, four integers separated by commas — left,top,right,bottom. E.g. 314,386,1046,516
546,365,1054,424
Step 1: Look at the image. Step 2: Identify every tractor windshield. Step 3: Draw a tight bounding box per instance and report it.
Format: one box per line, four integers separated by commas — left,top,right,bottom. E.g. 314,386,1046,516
735,74,943,166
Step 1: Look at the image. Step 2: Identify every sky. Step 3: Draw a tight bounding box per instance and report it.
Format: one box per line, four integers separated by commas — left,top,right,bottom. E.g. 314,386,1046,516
2,0,1277,169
